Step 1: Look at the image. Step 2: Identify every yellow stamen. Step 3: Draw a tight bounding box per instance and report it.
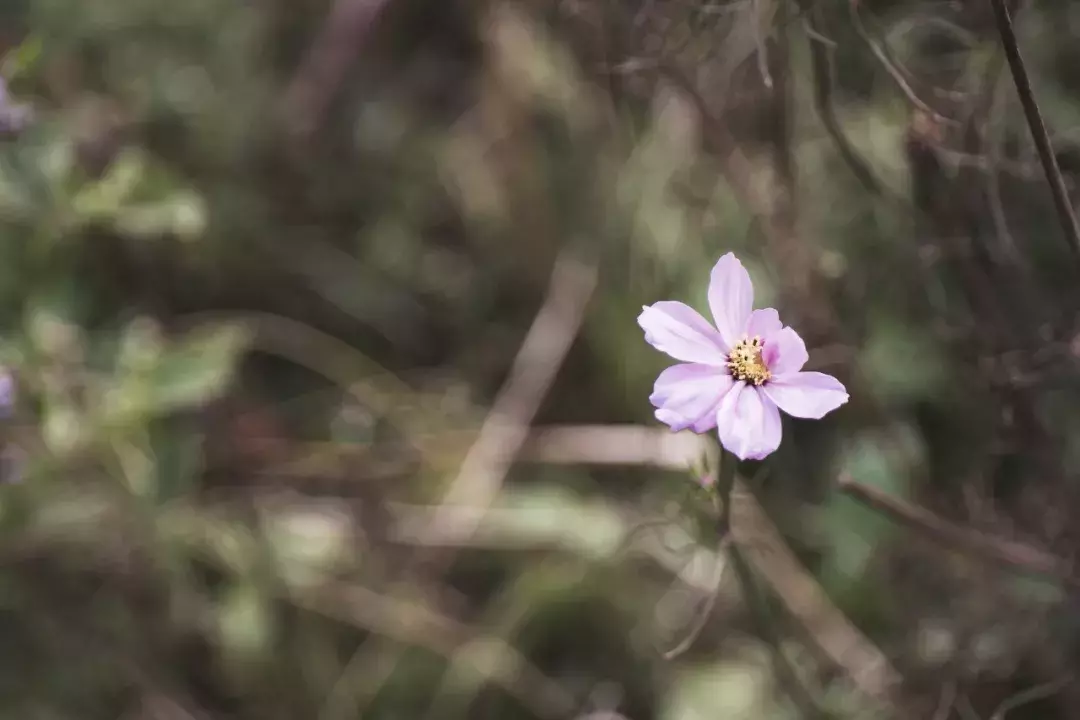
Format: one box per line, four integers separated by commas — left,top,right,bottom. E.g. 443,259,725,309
727,336,771,386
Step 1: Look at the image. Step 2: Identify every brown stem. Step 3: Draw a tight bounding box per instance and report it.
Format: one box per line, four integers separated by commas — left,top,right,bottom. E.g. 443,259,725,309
280,0,391,140
988,0,1080,265
797,0,883,195
837,475,1080,591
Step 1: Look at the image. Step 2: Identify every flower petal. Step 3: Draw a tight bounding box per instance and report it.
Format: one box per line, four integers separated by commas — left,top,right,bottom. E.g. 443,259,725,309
762,326,808,374
0,371,14,417
708,253,754,348
650,363,735,432
764,372,849,419
0,78,33,134
715,382,783,460
638,301,728,364
745,308,782,338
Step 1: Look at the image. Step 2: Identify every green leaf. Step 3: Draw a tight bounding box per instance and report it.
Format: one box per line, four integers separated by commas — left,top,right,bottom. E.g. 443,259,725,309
150,420,205,504
263,503,353,591
1,36,43,81
71,147,148,219
147,322,252,413
662,655,775,720
42,401,86,457
217,581,274,660
114,191,208,240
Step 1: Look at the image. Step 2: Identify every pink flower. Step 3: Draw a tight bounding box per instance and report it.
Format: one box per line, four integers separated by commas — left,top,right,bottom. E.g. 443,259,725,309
638,253,848,460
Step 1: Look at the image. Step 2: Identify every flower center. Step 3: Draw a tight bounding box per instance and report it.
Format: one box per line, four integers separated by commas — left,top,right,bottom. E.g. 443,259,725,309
726,336,771,386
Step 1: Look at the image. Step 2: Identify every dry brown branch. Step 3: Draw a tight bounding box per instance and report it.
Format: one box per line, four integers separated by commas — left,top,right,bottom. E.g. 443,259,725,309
294,580,579,720
523,423,706,467
751,0,774,89
837,475,1080,591
585,1,823,309
390,501,720,591
712,447,830,718
652,61,819,313
985,62,1028,268
653,63,779,229
988,0,1080,266
796,0,884,195
848,0,958,128
416,250,597,546
176,310,440,461
410,424,904,708
280,0,391,140
348,250,595,717
416,555,596,720
990,677,1071,719
582,2,776,232
932,680,958,720
319,642,397,720
957,693,982,720
660,535,731,660
725,480,900,708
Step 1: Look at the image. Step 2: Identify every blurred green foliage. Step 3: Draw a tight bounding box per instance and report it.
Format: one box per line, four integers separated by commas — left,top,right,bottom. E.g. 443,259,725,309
0,0,1078,718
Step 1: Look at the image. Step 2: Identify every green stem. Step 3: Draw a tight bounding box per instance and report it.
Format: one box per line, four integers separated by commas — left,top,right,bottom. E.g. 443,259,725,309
715,446,830,719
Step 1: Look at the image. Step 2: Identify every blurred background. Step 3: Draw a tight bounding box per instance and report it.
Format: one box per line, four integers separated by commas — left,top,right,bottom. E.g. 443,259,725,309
1,0,1080,717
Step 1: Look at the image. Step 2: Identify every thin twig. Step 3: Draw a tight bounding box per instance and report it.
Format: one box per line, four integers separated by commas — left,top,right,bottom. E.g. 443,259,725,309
245,423,908,706
416,250,597,547
175,310,441,463
752,0,774,89
31,489,579,720
280,0,391,140
957,694,982,720
848,0,958,128
319,639,394,720
837,475,1080,591
985,60,1028,268
727,480,901,709
990,677,1070,719
714,453,830,719
386,498,725,599
294,580,580,720
655,62,782,238
988,0,1080,265
522,425,902,707
372,250,596,714
932,680,958,720
523,423,710,468
416,556,594,720
797,0,884,195
803,24,837,48
661,535,731,660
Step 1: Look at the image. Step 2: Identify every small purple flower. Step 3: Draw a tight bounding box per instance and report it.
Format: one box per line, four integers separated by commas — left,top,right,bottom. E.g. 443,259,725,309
0,370,14,416
638,253,849,461
0,77,34,135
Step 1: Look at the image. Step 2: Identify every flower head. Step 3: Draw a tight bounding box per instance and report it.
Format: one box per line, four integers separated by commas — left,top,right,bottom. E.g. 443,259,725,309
638,253,848,460
0,77,34,136
0,370,14,416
